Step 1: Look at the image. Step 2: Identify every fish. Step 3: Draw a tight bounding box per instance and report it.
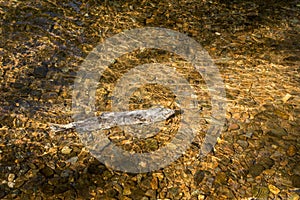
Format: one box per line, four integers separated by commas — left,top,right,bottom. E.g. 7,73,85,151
49,107,177,133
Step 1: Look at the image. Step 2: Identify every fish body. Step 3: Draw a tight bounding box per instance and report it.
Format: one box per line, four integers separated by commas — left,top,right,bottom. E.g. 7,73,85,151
49,107,175,132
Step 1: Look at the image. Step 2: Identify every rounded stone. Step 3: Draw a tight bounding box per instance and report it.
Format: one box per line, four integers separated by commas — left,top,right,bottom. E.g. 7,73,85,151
287,145,297,157
228,123,240,131
268,184,280,195
291,175,300,188
249,164,264,177
61,146,72,155
33,65,48,78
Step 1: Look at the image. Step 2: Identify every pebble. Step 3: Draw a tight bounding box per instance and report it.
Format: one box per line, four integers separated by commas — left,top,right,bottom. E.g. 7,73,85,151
237,140,248,148
198,194,206,200
274,109,289,120
123,185,131,196
291,175,300,188
282,93,292,103
249,164,264,177
150,177,158,190
40,166,54,177
214,172,227,185
228,123,240,130
8,173,15,182
153,172,164,181
252,186,269,199
66,156,78,164
288,193,299,200
140,177,152,190
14,178,25,188
145,189,156,197
292,164,300,175
261,157,274,169
61,146,72,154
33,65,48,78
268,184,280,195
287,145,297,157
194,170,205,185
61,169,72,178
41,92,58,101
267,128,288,137
7,182,15,188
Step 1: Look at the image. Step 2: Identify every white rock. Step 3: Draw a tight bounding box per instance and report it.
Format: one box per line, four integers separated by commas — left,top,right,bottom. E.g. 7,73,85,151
61,146,72,154
8,173,15,182
7,181,15,188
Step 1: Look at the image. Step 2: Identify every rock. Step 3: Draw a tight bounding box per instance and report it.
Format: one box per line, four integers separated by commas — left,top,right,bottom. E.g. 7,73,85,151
130,188,145,199
274,109,289,120
140,177,152,190
288,193,300,200
267,128,288,137
252,186,269,199
287,145,297,157
41,183,55,195
33,65,48,78
28,163,37,170
14,178,25,188
214,172,227,185
30,89,42,99
237,140,248,148
268,184,280,195
291,175,300,188
283,56,300,62
249,164,264,177
282,93,292,103
66,156,78,164
152,172,164,181
87,163,105,174
8,173,15,182
42,92,58,101
145,189,156,198
145,138,159,151
48,177,61,185
61,146,72,154
167,187,181,198
53,185,69,194
0,187,6,199
261,157,274,169
194,170,205,185
229,123,240,131
61,169,72,178
263,169,275,177
123,185,131,196
292,164,300,175
40,166,54,177
7,182,15,188
150,177,158,190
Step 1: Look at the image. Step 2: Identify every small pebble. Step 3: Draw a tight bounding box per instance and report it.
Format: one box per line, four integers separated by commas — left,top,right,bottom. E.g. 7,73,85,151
268,184,280,195
249,164,264,177
7,182,15,188
61,146,72,154
282,93,292,103
291,175,300,188
66,156,78,164
287,145,297,157
123,185,131,196
229,123,240,130
288,193,299,200
8,173,15,182
33,65,48,78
